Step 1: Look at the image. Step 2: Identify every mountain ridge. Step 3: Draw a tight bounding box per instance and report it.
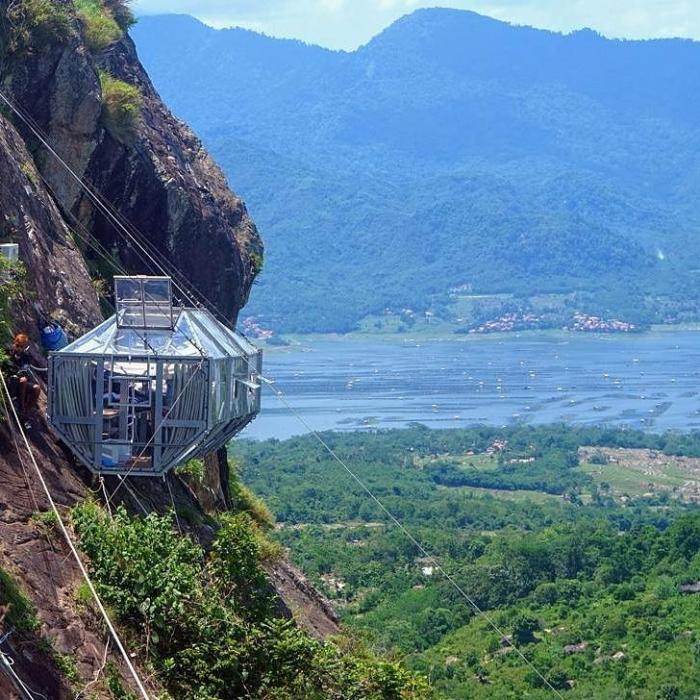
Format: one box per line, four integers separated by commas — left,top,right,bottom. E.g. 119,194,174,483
134,8,700,333
139,8,700,53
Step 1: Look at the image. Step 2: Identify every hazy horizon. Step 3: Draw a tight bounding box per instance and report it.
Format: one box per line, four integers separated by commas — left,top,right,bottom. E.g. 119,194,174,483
132,1,700,51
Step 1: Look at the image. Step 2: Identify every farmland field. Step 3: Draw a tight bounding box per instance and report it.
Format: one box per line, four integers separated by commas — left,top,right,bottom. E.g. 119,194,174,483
579,446,700,502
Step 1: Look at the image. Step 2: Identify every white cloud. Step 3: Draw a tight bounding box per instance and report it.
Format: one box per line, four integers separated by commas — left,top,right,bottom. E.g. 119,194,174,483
132,0,700,50
318,0,346,11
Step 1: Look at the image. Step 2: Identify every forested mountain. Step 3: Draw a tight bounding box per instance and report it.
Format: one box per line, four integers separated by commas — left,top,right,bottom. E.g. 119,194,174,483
134,10,700,332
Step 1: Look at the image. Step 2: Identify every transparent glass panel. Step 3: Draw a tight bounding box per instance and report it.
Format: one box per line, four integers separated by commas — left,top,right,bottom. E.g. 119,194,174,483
143,278,170,303
106,377,152,407
0,243,19,263
115,277,141,301
115,276,173,330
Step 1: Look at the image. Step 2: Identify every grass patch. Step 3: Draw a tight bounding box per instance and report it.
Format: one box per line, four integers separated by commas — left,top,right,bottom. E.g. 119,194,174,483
175,458,204,484
73,581,93,609
74,0,121,51
0,256,24,366
106,661,138,699
99,71,141,143
53,652,80,685
5,0,71,54
104,0,135,30
174,502,207,528
0,567,38,633
250,251,264,275
229,458,275,530
19,160,39,188
30,510,61,540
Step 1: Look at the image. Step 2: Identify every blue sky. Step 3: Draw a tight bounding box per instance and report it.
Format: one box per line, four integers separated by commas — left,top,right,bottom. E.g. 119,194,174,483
132,0,700,50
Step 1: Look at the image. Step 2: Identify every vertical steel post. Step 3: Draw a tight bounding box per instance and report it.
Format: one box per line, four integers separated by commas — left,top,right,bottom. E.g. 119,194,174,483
93,359,104,469
153,360,164,473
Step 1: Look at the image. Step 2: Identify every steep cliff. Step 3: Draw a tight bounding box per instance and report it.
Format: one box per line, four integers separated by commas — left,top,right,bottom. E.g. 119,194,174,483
2,0,262,322
0,3,345,698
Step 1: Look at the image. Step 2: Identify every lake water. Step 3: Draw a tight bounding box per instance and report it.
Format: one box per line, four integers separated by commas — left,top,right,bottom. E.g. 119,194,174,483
241,330,700,440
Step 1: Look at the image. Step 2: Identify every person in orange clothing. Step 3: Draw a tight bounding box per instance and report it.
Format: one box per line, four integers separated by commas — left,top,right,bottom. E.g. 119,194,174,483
6,333,41,428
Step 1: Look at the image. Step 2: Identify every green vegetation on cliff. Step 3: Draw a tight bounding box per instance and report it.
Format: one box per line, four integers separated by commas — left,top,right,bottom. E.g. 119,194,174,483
74,0,122,51
98,70,142,143
3,0,71,54
72,498,429,699
3,0,132,56
0,256,23,365
0,566,38,633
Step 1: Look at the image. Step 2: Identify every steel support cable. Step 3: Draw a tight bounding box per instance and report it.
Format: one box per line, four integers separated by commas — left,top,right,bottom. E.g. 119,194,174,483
120,477,150,518
100,478,113,519
50,188,207,356
86,201,225,323
0,372,152,700
261,378,566,699
0,72,562,698
0,650,48,700
0,89,226,321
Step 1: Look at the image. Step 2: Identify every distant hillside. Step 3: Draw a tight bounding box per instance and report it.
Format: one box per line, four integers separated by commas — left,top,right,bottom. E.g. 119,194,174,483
133,10,700,333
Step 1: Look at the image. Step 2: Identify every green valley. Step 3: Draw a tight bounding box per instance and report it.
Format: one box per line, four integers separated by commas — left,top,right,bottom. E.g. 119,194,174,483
233,425,700,698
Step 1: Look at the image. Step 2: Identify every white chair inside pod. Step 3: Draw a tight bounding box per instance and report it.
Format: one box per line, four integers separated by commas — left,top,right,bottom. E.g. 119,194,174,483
47,276,262,476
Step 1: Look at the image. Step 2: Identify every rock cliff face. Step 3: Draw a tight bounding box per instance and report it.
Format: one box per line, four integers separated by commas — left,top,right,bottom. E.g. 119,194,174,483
0,110,102,337
2,0,262,323
0,3,336,696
